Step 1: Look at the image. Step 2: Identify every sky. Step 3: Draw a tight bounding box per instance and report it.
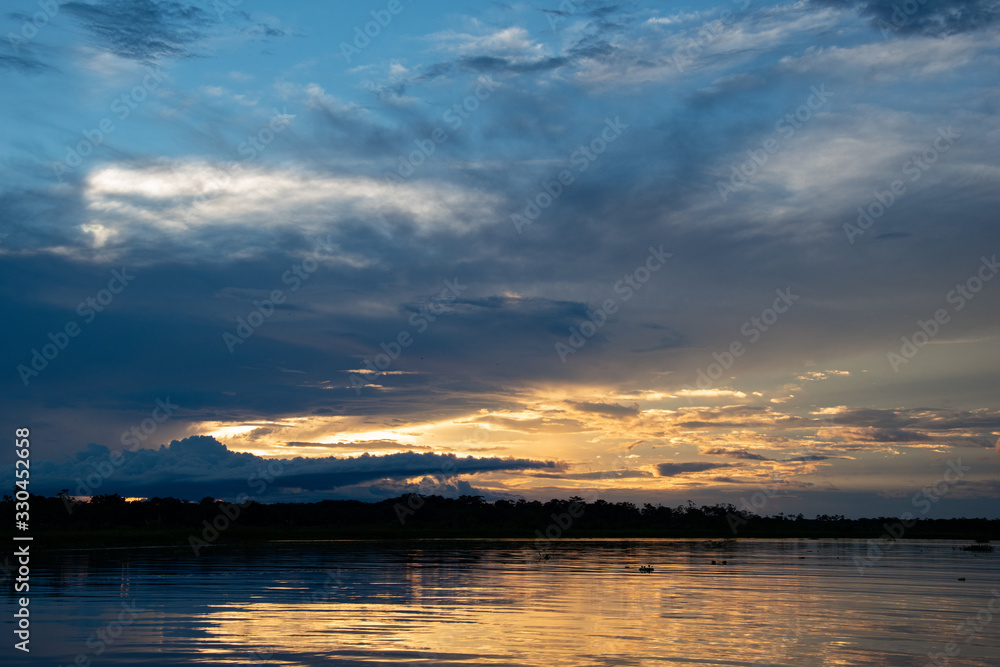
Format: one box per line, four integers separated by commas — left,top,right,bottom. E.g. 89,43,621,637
2,0,999,518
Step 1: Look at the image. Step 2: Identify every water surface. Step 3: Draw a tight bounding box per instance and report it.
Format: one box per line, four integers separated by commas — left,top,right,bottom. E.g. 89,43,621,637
8,539,999,666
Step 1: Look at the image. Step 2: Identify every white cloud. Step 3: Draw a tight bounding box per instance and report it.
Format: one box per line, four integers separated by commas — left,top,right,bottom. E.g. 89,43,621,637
710,108,977,230
675,389,748,398
303,83,366,114
75,161,503,258
645,11,705,27
578,4,840,87
777,32,995,79
428,26,549,60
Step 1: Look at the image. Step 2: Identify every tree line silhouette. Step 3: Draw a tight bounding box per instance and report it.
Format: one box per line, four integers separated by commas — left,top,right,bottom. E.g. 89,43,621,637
4,492,997,545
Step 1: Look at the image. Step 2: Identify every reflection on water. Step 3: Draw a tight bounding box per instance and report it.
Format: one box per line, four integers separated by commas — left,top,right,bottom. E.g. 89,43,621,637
9,539,999,666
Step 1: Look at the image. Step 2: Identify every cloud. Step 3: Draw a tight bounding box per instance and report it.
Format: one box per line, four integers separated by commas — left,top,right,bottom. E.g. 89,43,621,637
777,33,992,79
3,0,999,517
458,55,569,75
842,427,932,442
567,400,639,418
572,2,842,87
830,407,1000,431
701,447,772,461
63,0,215,62
412,25,571,79
645,11,706,26
0,52,57,74
530,469,655,480
796,370,851,382
25,435,558,501
430,27,547,58
44,161,505,260
656,461,732,477
365,476,513,501
675,389,748,399
813,0,1000,37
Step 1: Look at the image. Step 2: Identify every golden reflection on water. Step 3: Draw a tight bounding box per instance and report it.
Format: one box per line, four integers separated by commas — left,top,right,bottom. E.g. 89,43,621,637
27,539,1000,666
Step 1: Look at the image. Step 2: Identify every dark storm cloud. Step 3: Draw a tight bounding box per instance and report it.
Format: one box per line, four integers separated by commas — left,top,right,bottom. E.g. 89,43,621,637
0,145,994,453
656,461,732,476
0,236,630,445
22,435,557,500
405,295,586,327
812,0,1000,36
